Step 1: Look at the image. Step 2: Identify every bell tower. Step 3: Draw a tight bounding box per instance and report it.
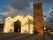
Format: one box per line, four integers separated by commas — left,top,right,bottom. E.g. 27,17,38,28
33,3,44,34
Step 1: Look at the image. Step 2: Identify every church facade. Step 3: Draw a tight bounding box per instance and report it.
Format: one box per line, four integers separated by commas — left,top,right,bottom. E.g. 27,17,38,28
3,15,33,34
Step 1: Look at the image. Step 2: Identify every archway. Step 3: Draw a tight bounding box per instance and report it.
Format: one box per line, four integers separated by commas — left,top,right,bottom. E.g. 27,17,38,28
14,20,21,33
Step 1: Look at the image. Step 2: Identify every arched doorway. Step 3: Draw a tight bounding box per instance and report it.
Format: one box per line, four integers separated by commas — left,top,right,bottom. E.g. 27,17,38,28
14,20,21,33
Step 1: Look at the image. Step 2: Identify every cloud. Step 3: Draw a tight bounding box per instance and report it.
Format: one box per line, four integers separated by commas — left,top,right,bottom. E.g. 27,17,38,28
5,0,43,16
2,0,42,16
8,0,32,10
1,0,53,23
0,6,33,19
8,0,42,10
48,8,53,20
49,8,53,16
2,0,35,17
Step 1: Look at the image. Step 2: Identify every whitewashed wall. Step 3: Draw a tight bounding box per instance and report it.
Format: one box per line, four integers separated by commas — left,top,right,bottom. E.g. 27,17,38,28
3,15,33,34
3,17,14,33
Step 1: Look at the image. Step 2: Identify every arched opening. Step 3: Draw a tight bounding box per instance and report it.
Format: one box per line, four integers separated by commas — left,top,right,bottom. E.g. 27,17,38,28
14,20,21,33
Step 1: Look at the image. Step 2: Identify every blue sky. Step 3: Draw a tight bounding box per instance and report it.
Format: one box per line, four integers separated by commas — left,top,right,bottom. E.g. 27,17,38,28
0,0,8,12
42,2,52,20
0,0,53,22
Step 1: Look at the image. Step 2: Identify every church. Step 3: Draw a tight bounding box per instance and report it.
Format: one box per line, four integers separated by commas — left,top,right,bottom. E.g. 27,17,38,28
3,3,44,35
3,15,33,34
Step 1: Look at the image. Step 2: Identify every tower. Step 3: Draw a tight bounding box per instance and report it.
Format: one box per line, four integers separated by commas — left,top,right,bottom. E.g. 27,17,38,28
33,3,44,34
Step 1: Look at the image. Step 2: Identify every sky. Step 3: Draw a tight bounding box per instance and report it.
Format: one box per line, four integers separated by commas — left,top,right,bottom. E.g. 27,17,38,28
0,0,53,23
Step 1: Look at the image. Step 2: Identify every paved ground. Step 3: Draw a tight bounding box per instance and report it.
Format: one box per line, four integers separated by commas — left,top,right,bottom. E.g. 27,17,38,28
0,32,53,40
42,32,53,40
